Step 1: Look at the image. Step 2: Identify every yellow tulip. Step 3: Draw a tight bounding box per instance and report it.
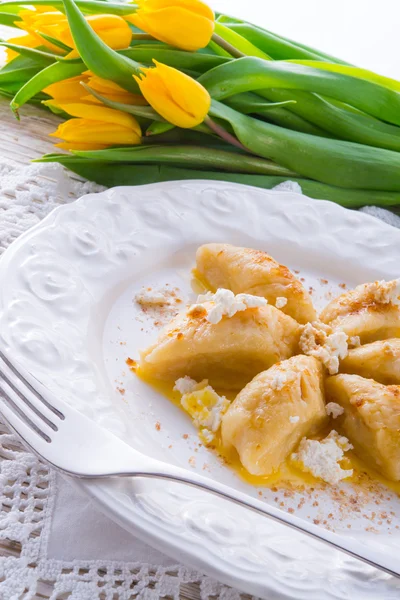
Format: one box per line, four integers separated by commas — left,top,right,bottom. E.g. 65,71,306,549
44,73,147,106
57,14,132,57
8,8,132,61
14,8,67,54
125,0,214,52
5,8,64,61
44,74,91,103
5,32,46,63
134,60,210,128
86,75,148,105
49,102,142,150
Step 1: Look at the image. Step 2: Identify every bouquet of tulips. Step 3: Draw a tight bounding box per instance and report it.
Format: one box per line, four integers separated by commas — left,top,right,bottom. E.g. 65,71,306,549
2,0,400,210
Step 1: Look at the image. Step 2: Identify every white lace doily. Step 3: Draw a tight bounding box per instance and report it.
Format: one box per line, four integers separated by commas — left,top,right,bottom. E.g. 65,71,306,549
0,160,399,600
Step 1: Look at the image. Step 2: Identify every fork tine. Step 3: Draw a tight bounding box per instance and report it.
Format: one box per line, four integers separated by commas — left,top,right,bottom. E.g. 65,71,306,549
0,385,51,445
0,355,59,431
0,349,64,420
0,373,56,442
0,361,57,432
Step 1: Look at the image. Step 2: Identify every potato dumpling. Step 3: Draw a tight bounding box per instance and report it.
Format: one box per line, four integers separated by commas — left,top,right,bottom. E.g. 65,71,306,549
325,373,400,481
320,279,400,343
221,355,328,476
195,243,316,324
340,339,400,385
138,303,301,390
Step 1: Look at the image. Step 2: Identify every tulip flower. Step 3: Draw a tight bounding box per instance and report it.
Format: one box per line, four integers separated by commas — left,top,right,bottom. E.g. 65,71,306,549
44,73,148,105
134,60,210,128
5,7,65,61
7,6,132,61
49,103,142,150
60,0,141,93
5,32,52,63
125,0,214,52
85,75,148,105
57,14,133,57
44,73,91,102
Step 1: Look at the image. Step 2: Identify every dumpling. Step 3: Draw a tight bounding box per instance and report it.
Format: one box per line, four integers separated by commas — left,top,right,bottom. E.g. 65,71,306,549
195,243,316,324
320,279,400,343
325,373,400,481
221,355,328,475
138,302,301,390
340,339,400,385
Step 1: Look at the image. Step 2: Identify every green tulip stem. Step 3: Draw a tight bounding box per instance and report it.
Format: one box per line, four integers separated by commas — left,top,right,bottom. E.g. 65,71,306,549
204,115,249,152
211,33,245,59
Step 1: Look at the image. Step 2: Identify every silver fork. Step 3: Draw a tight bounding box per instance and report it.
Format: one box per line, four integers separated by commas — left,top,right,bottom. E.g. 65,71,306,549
0,347,398,580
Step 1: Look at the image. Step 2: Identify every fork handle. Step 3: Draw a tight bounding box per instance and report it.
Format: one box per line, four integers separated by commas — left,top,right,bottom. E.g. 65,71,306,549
78,457,400,580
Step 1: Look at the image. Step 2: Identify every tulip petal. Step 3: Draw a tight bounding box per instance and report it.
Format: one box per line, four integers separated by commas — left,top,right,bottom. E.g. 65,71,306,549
152,60,210,118
48,101,142,135
51,118,141,144
87,75,147,105
61,0,141,93
84,93,148,106
5,32,39,62
88,75,129,94
130,7,213,51
11,61,86,112
136,0,214,21
58,14,132,50
44,79,89,101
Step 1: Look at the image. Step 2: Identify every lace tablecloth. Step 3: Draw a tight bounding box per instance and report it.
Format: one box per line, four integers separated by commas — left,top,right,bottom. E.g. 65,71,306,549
1,89,400,600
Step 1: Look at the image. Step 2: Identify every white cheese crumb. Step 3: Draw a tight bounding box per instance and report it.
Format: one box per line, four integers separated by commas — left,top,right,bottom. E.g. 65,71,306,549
289,415,300,423
370,279,400,306
326,402,344,419
174,376,199,395
275,296,288,309
199,428,214,445
348,336,361,348
196,291,214,302
135,290,168,306
190,288,267,324
291,430,353,485
299,321,348,374
269,369,299,392
175,377,230,443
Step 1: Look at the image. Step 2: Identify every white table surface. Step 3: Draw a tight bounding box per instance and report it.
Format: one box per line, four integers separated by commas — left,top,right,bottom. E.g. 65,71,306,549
214,0,400,79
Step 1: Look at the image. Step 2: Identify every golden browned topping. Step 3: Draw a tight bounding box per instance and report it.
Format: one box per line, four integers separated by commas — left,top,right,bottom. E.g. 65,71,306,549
126,357,137,372
323,280,400,320
187,305,208,319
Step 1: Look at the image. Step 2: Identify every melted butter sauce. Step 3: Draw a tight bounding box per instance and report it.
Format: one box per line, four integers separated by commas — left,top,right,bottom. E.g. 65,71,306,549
191,269,212,294
136,371,400,495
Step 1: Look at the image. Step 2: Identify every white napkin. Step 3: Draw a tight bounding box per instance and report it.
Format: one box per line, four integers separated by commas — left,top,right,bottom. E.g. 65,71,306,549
49,475,176,566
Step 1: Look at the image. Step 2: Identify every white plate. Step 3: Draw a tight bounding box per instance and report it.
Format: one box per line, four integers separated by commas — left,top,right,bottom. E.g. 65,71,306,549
1,180,400,600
